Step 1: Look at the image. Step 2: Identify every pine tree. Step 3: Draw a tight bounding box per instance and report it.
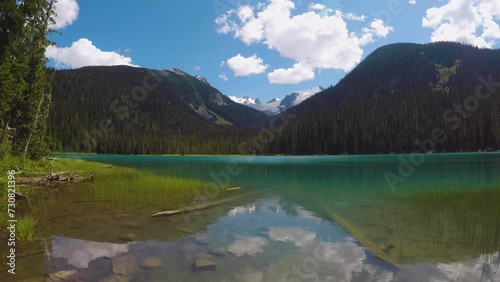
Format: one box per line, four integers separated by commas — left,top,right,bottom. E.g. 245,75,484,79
0,0,56,159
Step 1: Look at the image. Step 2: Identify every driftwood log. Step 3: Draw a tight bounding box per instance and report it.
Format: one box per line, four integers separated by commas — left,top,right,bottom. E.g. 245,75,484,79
225,186,241,191
320,204,398,265
151,190,260,217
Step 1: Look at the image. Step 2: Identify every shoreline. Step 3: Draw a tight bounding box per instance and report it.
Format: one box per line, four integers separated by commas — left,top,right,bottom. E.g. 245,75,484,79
49,150,500,158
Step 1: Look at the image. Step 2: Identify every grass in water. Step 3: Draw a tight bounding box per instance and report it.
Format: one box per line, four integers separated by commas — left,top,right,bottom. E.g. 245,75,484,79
17,216,37,242
51,157,216,211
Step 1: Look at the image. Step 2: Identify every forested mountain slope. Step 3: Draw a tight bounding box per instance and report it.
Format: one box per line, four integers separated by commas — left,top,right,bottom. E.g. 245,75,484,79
264,42,500,154
48,66,267,154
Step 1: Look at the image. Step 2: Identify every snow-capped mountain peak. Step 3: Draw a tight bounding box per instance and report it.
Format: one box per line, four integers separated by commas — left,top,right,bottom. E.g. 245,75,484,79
292,86,324,104
228,86,323,116
279,86,324,110
228,96,262,105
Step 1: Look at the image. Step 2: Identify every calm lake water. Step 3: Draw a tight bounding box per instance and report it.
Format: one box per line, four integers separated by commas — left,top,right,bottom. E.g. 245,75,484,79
2,153,500,281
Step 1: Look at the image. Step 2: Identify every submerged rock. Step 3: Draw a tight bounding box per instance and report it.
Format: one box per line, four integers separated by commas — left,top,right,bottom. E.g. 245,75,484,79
193,259,216,271
88,257,113,276
208,247,227,257
110,255,137,276
46,270,79,281
140,257,163,268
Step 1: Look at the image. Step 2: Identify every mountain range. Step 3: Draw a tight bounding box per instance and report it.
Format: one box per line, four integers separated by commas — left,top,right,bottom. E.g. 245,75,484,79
228,86,324,116
47,42,500,155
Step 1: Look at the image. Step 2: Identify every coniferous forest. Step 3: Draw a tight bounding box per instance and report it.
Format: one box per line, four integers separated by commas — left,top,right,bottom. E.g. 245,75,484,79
0,0,55,159
263,43,500,155
48,66,267,154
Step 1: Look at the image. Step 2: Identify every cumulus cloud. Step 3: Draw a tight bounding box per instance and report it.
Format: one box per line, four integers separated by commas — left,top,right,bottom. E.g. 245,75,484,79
50,0,80,30
216,0,393,84
344,12,367,22
409,0,417,5
226,54,269,76
219,73,229,81
360,19,395,45
422,0,500,48
45,38,138,68
310,3,326,11
268,63,315,84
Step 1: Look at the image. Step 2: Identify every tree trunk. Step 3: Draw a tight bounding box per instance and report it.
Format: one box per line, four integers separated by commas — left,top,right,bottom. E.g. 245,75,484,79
23,91,45,155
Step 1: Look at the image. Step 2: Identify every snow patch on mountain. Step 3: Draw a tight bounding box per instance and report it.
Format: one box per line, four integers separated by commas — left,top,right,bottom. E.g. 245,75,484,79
195,75,209,85
228,87,323,116
228,96,261,105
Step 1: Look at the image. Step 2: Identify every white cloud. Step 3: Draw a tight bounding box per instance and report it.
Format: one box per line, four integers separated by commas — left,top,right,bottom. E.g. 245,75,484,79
409,0,417,5
45,38,138,68
238,6,255,22
194,66,201,71
310,3,326,11
268,63,315,84
216,0,393,84
344,12,367,22
226,54,269,76
219,73,229,81
422,0,500,48
50,0,79,30
360,19,395,45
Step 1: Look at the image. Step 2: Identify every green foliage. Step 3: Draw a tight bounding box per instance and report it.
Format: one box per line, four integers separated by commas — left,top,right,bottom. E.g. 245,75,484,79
17,215,37,242
0,0,56,159
0,154,48,177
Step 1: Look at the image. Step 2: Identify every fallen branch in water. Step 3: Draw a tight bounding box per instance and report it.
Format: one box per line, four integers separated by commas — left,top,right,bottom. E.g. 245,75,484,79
151,190,260,217
320,204,398,265
225,186,241,191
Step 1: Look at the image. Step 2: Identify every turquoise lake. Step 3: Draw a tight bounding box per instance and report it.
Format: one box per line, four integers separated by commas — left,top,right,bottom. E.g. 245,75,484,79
2,153,499,281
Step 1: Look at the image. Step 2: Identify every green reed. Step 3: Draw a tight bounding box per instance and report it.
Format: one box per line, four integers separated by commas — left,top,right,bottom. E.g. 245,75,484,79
17,215,37,242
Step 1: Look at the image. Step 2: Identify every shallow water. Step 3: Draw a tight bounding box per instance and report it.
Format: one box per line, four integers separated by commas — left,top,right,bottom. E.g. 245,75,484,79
2,153,500,281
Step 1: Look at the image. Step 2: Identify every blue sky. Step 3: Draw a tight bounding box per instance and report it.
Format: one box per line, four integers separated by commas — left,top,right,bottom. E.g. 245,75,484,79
46,0,500,102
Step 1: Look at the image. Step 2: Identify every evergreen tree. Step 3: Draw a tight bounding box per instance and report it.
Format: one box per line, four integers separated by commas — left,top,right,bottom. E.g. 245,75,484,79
0,0,56,159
